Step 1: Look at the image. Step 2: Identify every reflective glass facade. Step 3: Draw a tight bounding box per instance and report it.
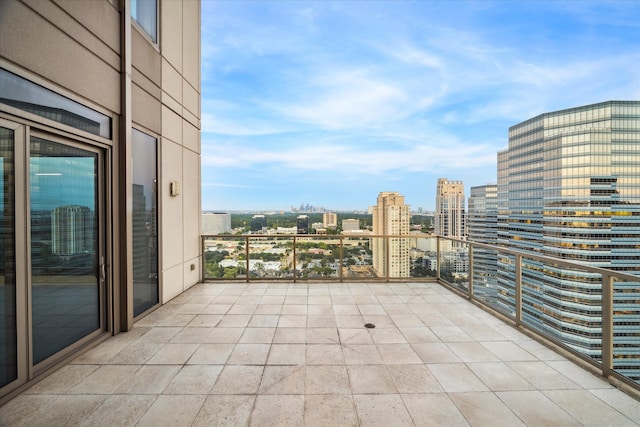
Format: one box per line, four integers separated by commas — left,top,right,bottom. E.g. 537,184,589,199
497,101,640,378
468,185,498,303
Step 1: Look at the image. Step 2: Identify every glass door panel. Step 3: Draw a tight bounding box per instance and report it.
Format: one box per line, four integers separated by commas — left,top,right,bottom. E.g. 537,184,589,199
0,127,16,387
132,129,158,316
30,136,100,364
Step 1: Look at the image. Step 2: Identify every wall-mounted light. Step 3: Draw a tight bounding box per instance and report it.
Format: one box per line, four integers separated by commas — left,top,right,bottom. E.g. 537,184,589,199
170,181,180,196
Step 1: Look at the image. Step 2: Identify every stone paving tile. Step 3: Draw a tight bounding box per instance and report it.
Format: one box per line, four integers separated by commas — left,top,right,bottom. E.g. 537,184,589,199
259,365,305,394
348,365,397,394
449,392,526,427
250,394,304,427
353,394,415,427
467,361,534,391
19,395,107,427
68,365,140,394
136,394,205,427
497,390,582,426
210,365,263,394
427,364,489,393
163,365,223,394
78,394,156,426
304,394,358,427
543,389,639,426
192,395,255,427
188,343,234,364
238,327,276,343
0,395,58,426
146,343,198,364
227,343,270,365
115,365,180,394
306,365,351,394
24,365,100,394
306,344,344,365
388,364,443,393
401,394,469,427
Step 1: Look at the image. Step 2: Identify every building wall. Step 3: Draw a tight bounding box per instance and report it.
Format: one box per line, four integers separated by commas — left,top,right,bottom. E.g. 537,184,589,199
0,0,201,401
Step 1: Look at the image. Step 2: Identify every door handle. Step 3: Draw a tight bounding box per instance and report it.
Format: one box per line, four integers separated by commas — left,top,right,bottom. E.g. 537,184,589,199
100,256,106,282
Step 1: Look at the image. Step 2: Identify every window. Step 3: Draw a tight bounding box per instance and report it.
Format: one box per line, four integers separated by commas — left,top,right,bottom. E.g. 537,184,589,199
132,129,158,316
132,0,157,43
0,69,111,138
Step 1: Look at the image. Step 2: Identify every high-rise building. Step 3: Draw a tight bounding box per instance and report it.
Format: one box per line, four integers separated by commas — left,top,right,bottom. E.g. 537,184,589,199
297,215,309,234
0,0,201,399
372,191,410,277
497,101,640,379
250,214,267,233
203,213,232,234
468,185,498,302
51,205,94,256
342,219,360,232
323,212,337,228
435,178,466,238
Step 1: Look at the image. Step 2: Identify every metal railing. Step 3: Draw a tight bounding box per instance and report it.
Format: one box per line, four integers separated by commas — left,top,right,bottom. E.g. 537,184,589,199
201,233,640,393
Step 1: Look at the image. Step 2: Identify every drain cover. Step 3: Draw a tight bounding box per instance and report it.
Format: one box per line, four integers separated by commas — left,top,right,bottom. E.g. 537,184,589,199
364,323,376,329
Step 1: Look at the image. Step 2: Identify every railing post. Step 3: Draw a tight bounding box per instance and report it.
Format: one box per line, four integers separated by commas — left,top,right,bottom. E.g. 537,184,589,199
293,236,297,283
201,236,206,281
385,235,390,282
468,242,474,299
245,236,250,283
339,235,344,282
436,236,441,281
601,273,614,377
515,254,522,326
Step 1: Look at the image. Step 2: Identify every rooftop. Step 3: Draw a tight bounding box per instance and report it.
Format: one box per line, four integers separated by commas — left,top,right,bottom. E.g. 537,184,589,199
2,281,639,426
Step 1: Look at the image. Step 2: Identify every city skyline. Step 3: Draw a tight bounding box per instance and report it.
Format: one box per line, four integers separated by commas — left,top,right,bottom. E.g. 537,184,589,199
201,1,640,211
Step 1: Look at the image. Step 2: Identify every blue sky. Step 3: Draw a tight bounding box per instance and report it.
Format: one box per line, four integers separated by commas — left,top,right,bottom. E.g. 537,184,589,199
200,1,640,212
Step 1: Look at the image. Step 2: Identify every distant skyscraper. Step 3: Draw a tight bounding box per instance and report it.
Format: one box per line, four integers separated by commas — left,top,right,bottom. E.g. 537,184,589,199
435,178,466,238
297,215,309,234
323,212,337,228
468,184,498,302
372,191,410,277
497,100,640,379
51,205,93,255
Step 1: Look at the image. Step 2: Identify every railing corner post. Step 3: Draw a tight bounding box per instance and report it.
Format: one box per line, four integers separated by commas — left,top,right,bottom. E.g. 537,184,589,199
468,242,474,299
601,273,614,378
515,254,522,327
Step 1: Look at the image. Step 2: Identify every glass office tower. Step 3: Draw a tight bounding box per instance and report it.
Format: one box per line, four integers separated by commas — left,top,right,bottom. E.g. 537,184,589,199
497,101,640,379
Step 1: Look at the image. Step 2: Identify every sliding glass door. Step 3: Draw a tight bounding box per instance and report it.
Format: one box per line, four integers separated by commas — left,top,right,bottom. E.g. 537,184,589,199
0,119,106,398
29,136,103,364
0,126,16,388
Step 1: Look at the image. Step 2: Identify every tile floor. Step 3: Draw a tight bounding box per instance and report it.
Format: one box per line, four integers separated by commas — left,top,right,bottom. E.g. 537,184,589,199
2,281,640,426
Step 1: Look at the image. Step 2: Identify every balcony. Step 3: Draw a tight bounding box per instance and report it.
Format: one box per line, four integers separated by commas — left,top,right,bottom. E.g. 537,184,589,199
1,236,639,425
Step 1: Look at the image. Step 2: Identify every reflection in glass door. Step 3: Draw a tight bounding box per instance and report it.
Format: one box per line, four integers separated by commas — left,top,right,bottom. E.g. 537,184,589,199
30,136,100,364
0,127,16,387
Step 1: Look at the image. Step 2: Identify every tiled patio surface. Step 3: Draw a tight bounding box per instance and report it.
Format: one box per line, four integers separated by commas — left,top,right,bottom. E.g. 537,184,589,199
2,281,640,426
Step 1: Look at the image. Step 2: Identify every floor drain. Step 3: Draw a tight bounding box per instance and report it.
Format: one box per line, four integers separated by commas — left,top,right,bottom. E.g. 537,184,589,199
364,323,376,329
